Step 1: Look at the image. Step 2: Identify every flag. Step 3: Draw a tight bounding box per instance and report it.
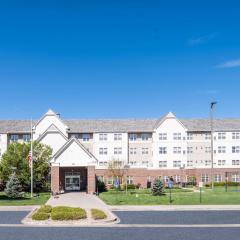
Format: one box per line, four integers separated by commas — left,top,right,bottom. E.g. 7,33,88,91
28,151,32,168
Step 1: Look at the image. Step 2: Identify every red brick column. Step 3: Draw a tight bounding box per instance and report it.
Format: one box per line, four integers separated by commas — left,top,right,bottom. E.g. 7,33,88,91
51,166,60,194
87,165,96,194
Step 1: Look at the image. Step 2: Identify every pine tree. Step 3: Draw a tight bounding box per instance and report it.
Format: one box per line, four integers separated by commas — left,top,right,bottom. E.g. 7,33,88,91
4,172,22,198
151,178,164,196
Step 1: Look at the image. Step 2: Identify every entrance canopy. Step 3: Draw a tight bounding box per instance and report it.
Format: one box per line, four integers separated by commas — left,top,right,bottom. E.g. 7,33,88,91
51,137,97,167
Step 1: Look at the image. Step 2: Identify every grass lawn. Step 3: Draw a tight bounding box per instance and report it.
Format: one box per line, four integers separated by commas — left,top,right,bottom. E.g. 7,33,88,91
99,187,240,205
0,192,50,206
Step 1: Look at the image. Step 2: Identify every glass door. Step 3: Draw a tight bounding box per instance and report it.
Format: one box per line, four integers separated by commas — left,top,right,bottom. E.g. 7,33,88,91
65,175,80,191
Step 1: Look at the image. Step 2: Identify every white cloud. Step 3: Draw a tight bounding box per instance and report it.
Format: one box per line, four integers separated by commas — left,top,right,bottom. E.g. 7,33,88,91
216,59,240,69
188,33,216,46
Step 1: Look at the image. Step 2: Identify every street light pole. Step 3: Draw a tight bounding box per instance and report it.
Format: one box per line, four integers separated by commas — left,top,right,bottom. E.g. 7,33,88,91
210,101,217,190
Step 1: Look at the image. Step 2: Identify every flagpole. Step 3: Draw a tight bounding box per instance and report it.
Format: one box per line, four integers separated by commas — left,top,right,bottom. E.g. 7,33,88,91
30,118,33,198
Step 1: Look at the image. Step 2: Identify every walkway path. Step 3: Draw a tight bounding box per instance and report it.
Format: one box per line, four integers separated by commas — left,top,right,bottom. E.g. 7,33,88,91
46,192,109,210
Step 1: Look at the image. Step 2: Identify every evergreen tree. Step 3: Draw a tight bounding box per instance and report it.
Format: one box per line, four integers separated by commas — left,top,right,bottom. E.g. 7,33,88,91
151,178,164,196
5,172,22,198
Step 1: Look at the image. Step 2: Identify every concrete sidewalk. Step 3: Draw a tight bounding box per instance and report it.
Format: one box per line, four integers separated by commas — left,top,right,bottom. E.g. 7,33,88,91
0,206,38,211
110,205,240,211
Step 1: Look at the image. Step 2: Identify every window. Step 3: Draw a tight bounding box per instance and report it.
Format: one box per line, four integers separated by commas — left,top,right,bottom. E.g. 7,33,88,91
159,133,167,140
173,160,181,167
97,176,104,182
218,132,226,140
173,133,181,140
98,161,108,167
174,175,181,182
82,133,90,141
159,147,167,154
127,176,133,184
187,160,193,167
141,133,150,141
114,133,122,141
205,147,211,153
142,148,149,154
232,160,240,166
187,147,193,154
70,133,80,139
201,174,209,183
99,133,108,141
107,176,114,185
218,146,226,153
99,148,108,155
129,148,137,155
232,132,240,140
23,134,31,142
114,147,122,155
232,174,240,182
129,161,137,166
163,176,168,182
218,160,226,166
173,147,181,154
232,146,240,153
129,133,137,141
205,160,211,166
205,133,211,140
10,134,18,142
187,133,193,140
214,175,222,182
142,161,148,166
159,161,167,168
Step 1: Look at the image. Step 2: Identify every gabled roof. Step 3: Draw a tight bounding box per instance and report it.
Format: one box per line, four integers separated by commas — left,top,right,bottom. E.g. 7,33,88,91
2,113,240,133
51,137,98,163
32,109,69,131
153,112,186,130
37,124,68,142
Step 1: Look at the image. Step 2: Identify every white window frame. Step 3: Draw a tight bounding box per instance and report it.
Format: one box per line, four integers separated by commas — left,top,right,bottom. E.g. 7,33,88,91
159,133,167,140
173,133,181,140
159,147,167,154
99,133,108,141
114,133,122,141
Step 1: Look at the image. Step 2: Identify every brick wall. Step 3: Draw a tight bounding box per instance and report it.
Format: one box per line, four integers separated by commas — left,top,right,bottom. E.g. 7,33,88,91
51,166,60,194
87,165,96,194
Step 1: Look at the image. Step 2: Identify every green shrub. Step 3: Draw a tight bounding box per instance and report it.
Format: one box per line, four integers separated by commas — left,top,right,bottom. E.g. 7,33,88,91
51,206,87,220
91,209,107,220
122,184,136,190
151,178,164,196
32,212,50,220
96,180,107,193
38,205,52,213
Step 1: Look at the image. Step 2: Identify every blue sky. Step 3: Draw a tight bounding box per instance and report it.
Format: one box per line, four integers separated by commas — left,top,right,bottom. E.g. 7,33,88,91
0,0,240,119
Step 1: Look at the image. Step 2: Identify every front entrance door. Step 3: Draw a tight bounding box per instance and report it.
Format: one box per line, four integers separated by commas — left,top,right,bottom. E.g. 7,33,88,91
65,173,80,191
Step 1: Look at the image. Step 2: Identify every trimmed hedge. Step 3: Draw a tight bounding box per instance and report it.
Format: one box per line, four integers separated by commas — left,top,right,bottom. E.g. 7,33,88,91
91,209,107,220
38,205,52,214
32,212,50,220
51,206,87,221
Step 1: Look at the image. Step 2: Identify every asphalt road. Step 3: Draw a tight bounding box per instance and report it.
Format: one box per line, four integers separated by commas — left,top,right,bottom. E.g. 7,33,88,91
0,211,29,224
114,210,240,224
1,210,240,240
0,227,240,240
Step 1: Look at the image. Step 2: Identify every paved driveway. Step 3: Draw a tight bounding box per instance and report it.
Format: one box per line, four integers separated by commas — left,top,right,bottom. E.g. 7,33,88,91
47,192,109,210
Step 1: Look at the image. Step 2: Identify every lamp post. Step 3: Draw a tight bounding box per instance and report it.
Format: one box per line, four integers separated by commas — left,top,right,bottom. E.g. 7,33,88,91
124,164,130,194
210,101,217,190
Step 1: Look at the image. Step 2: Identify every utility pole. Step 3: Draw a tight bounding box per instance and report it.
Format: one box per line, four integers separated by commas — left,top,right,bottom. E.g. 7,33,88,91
210,102,217,190
30,118,33,198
